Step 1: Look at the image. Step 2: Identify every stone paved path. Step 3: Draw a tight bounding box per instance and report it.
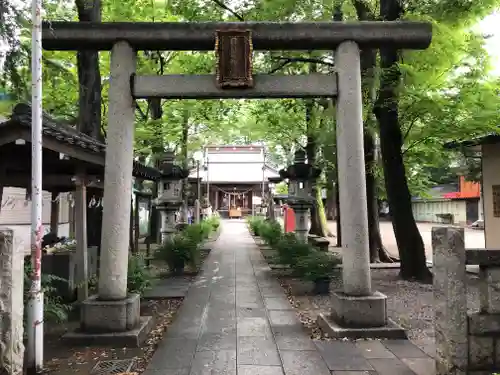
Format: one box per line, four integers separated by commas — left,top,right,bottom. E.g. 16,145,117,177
143,220,435,375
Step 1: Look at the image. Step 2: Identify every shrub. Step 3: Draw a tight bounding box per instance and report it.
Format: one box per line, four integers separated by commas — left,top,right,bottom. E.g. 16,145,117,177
260,220,283,248
24,263,72,323
154,233,200,274
183,223,207,245
274,233,313,267
293,251,341,282
127,253,153,295
247,216,265,236
205,215,220,232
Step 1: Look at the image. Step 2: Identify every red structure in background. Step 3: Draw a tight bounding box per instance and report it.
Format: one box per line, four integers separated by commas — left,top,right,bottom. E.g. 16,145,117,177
283,204,295,232
443,176,481,199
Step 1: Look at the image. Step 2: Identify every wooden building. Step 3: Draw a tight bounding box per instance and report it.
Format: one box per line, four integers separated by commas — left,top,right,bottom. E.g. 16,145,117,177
189,145,280,218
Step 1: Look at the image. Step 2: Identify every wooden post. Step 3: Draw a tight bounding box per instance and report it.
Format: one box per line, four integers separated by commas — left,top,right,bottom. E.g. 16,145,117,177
50,191,59,235
134,194,140,254
129,196,134,253
0,185,3,215
74,174,88,302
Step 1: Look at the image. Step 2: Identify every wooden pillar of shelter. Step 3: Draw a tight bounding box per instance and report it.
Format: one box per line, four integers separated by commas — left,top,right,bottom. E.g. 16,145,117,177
134,193,140,254
50,191,59,235
74,173,88,302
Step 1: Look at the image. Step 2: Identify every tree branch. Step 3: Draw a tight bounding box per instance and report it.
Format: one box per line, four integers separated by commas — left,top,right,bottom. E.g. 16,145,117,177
208,0,244,21
267,57,334,74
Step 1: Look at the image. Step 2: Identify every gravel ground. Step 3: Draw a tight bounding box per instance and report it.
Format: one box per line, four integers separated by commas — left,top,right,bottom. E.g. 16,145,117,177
279,268,482,342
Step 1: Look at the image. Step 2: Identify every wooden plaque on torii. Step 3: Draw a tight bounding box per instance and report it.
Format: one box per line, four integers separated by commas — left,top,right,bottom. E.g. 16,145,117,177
215,29,254,88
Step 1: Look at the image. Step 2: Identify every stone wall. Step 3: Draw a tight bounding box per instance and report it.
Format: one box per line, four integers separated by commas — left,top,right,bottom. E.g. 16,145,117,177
433,226,500,375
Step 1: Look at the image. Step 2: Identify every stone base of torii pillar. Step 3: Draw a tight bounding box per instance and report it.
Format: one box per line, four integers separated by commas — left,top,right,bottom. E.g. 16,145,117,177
316,41,406,340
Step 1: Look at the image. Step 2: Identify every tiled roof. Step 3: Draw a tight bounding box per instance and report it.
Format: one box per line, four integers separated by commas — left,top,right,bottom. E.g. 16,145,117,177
1,103,161,181
444,134,500,149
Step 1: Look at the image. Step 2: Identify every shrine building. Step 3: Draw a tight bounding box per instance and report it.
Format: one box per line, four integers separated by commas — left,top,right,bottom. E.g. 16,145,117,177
189,145,280,218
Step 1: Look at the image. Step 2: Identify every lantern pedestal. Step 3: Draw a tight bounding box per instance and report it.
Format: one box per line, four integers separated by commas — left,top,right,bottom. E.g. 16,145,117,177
287,199,313,243
157,202,183,243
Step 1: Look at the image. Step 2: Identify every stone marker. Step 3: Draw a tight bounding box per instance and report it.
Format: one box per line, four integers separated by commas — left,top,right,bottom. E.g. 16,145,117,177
0,230,24,375
432,226,467,375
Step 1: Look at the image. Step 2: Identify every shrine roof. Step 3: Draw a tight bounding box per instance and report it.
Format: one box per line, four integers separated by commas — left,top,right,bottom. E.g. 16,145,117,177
444,134,500,151
0,103,161,184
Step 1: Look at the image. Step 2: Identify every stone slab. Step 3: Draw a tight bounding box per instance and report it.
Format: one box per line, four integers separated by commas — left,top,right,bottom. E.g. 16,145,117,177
189,349,237,375
197,332,237,351
317,313,407,339
368,358,417,374
62,316,153,347
237,365,284,375
143,277,192,299
147,337,198,369
142,369,190,375
381,339,429,358
237,336,281,366
314,341,374,371
355,340,397,359
401,358,436,375
330,290,387,327
280,350,331,375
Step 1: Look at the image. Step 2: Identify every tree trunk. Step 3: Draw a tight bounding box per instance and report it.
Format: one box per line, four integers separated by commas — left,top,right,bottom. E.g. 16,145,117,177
365,131,393,262
353,0,394,263
325,180,336,221
75,0,102,140
305,100,327,237
375,0,431,281
75,0,103,249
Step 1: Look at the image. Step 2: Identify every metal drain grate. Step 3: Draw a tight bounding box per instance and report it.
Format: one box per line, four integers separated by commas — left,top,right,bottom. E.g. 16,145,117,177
90,359,136,375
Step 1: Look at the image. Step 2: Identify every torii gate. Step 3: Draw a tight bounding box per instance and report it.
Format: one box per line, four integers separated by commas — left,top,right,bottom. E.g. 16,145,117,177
42,20,432,342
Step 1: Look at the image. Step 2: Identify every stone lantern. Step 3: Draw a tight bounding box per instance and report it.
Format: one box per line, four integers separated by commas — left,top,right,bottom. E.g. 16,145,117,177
154,151,190,243
279,150,321,242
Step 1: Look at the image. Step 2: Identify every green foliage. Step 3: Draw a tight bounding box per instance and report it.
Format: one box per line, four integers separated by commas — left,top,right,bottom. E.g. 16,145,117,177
247,216,266,236
274,233,314,268
204,215,221,232
260,220,284,247
23,263,72,323
275,182,289,195
127,253,153,295
1,0,499,205
293,251,341,282
155,233,201,273
183,223,210,245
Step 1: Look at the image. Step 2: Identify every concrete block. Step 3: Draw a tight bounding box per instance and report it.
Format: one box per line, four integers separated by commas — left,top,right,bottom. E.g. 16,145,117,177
316,313,406,340
63,316,153,347
80,293,140,333
432,226,468,375
330,290,387,327
468,336,494,369
487,267,500,313
468,312,500,335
